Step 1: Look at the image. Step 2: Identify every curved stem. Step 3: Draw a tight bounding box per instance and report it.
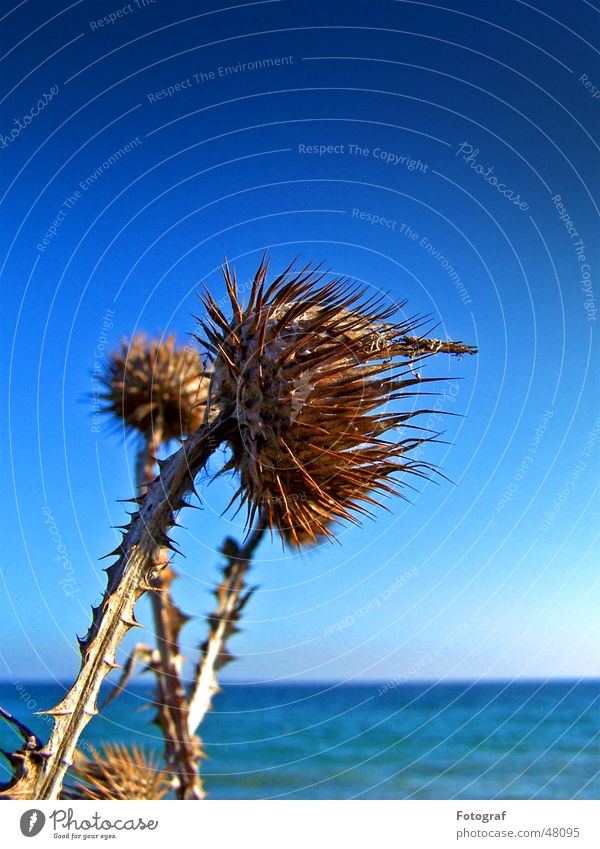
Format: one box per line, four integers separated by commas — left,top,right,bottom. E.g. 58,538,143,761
188,520,266,736
0,417,233,800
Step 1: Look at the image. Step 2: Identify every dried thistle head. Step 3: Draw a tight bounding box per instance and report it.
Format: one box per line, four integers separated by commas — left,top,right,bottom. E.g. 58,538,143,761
68,743,170,800
197,257,476,546
99,334,209,443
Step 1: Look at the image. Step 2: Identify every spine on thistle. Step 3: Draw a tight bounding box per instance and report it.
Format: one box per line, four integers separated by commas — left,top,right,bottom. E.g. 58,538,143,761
0,419,233,801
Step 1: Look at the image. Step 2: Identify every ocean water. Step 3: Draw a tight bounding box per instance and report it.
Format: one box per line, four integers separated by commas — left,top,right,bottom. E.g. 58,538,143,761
1,680,597,799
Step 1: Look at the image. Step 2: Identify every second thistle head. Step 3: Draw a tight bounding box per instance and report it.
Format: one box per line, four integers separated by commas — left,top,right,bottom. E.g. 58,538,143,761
197,256,476,546
99,334,209,444
68,743,170,800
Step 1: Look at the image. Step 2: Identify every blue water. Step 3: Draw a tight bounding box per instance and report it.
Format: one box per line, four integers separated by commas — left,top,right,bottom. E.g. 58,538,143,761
1,680,597,799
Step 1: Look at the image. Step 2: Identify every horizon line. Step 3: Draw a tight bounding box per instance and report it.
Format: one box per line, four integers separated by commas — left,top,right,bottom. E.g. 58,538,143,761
3,675,599,687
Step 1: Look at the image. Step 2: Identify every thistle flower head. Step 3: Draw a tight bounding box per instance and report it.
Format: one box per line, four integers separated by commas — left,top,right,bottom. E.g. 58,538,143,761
197,257,476,546
69,743,170,800
99,334,209,443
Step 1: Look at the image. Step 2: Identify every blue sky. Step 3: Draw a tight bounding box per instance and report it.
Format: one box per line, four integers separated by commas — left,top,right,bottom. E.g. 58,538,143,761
0,0,598,687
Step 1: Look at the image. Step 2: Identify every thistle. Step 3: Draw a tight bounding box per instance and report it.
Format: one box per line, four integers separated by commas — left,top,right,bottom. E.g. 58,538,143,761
96,334,263,798
198,257,476,545
99,333,209,446
68,744,170,800
98,334,208,800
0,257,476,801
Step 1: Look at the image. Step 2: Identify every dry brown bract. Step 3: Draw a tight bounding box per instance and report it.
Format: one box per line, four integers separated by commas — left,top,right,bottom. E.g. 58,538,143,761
198,257,476,546
69,743,170,800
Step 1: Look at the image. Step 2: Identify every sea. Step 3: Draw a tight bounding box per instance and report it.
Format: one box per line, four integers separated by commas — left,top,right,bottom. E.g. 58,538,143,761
1,680,597,799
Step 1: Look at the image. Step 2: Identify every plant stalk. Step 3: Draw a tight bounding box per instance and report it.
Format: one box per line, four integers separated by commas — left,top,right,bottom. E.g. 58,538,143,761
138,421,204,800
0,416,233,800
187,521,265,736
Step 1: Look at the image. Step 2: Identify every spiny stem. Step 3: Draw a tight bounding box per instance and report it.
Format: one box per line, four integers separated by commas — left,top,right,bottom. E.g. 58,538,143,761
100,643,155,710
0,417,233,801
188,521,265,736
147,572,203,799
388,336,478,358
138,421,204,800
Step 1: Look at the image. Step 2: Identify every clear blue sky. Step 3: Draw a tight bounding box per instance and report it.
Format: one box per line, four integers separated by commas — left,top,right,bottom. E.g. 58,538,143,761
1,0,598,687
